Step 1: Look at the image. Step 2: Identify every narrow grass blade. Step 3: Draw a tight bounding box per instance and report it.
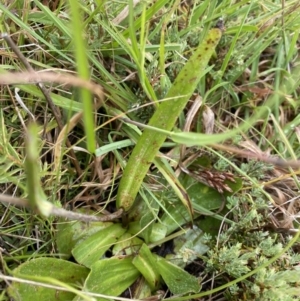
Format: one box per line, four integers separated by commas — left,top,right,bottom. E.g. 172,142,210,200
68,0,95,152
95,139,134,157
33,0,71,37
0,4,73,63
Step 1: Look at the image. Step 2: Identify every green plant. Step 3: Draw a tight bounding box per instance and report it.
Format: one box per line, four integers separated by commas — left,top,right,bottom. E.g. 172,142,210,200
1,0,300,301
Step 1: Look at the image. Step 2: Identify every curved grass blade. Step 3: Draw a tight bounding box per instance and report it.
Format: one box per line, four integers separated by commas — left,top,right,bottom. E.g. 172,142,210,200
117,27,223,212
25,123,52,216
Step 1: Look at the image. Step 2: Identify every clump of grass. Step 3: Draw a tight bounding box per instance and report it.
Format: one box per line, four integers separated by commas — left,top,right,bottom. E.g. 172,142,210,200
1,1,300,300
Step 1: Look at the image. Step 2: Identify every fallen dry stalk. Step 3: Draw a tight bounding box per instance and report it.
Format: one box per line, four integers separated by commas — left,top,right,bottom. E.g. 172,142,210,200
209,144,300,169
0,71,104,99
0,194,123,222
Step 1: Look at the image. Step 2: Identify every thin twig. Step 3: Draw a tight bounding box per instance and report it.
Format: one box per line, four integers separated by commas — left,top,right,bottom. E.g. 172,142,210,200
1,33,83,176
0,72,104,96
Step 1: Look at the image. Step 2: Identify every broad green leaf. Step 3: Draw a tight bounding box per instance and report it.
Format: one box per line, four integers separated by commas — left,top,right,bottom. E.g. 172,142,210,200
7,258,89,301
184,173,229,210
56,219,113,259
160,174,237,235
196,215,222,237
156,256,201,294
160,201,194,236
132,244,161,290
160,177,226,235
72,223,126,267
112,232,143,256
126,220,167,244
81,257,140,301
139,209,155,244
149,223,167,243
117,27,223,212
127,221,143,236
